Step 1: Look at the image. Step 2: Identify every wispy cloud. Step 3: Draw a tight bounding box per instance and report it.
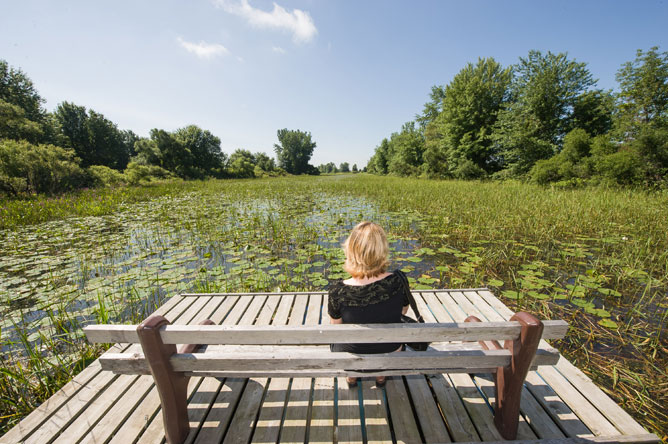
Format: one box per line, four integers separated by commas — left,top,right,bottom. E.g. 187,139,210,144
177,37,229,59
272,46,286,54
215,0,317,43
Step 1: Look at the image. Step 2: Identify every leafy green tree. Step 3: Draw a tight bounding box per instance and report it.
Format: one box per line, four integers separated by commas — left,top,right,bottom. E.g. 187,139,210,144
54,102,132,169
254,152,276,172
352,163,358,172
173,125,224,175
0,60,45,124
0,139,88,195
387,122,425,176
274,129,317,174
423,57,512,177
150,129,193,177
416,85,446,130
616,47,668,132
367,138,391,174
0,99,43,142
339,162,350,173
493,50,596,175
228,149,256,178
570,89,615,136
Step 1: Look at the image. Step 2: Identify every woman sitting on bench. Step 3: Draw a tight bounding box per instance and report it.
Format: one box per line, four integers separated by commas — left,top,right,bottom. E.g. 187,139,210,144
328,221,410,388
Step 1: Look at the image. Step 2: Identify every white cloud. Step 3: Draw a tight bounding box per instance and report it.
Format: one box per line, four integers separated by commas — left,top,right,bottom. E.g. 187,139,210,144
177,37,229,59
215,0,317,43
272,46,286,54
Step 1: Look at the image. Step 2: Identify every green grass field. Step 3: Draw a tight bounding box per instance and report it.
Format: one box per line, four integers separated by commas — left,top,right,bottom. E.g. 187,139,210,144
1,174,666,437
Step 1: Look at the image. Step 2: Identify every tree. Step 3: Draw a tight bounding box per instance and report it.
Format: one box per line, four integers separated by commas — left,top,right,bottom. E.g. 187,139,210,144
54,102,132,169
274,129,317,174
150,129,193,177
0,60,45,124
367,138,391,174
352,163,358,172
228,149,256,178
0,99,43,142
339,162,350,173
423,57,512,177
492,50,596,176
254,152,276,172
173,125,224,175
387,122,425,176
616,46,668,133
416,85,446,130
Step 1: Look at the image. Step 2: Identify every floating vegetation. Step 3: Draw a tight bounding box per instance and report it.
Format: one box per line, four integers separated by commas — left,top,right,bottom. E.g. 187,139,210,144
1,175,666,437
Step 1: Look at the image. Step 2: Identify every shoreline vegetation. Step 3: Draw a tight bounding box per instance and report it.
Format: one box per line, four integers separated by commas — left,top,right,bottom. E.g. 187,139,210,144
1,174,666,439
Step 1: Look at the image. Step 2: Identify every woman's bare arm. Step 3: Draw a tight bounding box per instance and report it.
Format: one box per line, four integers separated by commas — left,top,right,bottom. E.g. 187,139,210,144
330,317,343,324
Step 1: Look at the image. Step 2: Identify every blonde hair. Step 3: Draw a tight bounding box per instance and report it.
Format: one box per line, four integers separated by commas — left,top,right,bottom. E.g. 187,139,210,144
343,221,390,279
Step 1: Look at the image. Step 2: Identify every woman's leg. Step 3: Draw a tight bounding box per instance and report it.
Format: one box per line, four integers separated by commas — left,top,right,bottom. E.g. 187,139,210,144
375,344,404,387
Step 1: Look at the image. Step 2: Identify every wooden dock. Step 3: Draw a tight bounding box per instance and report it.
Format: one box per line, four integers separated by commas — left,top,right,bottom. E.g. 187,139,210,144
1,289,659,443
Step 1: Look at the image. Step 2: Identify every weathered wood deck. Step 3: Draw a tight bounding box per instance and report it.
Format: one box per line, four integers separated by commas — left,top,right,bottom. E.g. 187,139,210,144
1,289,659,444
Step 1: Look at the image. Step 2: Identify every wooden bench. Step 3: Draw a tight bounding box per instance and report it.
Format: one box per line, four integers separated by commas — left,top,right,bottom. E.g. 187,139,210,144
84,311,568,444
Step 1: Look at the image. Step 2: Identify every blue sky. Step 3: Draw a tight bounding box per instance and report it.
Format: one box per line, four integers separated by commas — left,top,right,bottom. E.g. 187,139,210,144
1,1,667,168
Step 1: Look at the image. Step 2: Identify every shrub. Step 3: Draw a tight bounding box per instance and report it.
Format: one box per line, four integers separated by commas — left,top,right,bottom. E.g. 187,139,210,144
124,161,174,185
88,165,126,187
0,139,88,195
596,149,644,185
530,156,562,185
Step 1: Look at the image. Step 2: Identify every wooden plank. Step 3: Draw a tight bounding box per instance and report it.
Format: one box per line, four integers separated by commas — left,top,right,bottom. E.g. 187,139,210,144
429,373,481,442
219,295,272,444
279,293,315,444
50,374,139,444
308,377,335,444
100,348,513,373
77,375,155,444
537,366,620,436
85,321,568,345
360,379,393,444
449,373,504,441
0,295,187,444
21,370,119,444
384,377,421,444
554,358,649,435
180,288,491,297
524,371,593,437
273,294,294,326
474,291,623,438
404,375,451,442
208,295,240,325
474,375,565,439
336,377,363,444
462,290,591,437
278,377,311,444
192,379,245,444
124,295,245,444
454,435,659,444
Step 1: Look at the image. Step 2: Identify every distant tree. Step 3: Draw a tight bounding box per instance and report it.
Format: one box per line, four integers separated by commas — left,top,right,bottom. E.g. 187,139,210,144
492,50,596,176
367,138,391,174
0,99,43,142
0,60,45,124
339,162,350,172
423,57,512,178
387,122,425,176
616,46,668,133
150,129,193,177
569,89,615,136
173,125,224,176
227,149,256,178
54,102,132,169
274,129,317,174
254,152,276,172
352,163,358,172
416,85,446,130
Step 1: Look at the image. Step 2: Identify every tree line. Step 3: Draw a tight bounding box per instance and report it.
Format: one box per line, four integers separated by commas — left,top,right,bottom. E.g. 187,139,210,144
367,47,668,187
1,59,320,195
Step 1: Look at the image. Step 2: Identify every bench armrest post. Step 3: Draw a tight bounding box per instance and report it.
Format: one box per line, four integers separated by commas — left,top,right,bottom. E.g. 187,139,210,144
137,315,190,444
494,312,543,440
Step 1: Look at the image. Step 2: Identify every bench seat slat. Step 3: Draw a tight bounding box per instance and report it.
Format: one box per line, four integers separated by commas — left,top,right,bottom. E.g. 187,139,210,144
84,320,568,344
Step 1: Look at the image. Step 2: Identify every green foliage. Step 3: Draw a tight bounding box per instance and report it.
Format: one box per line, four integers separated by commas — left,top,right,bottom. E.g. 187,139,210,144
616,46,668,133
424,57,511,177
0,139,89,195
386,122,424,176
274,128,317,175
54,102,133,170
339,162,350,173
597,149,644,185
172,125,225,176
124,161,174,185
228,149,256,178
0,60,45,124
0,99,43,142
493,50,596,175
88,165,126,187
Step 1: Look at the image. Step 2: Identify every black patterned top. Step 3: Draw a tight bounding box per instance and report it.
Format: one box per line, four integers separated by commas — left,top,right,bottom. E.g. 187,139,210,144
327,270,410,353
